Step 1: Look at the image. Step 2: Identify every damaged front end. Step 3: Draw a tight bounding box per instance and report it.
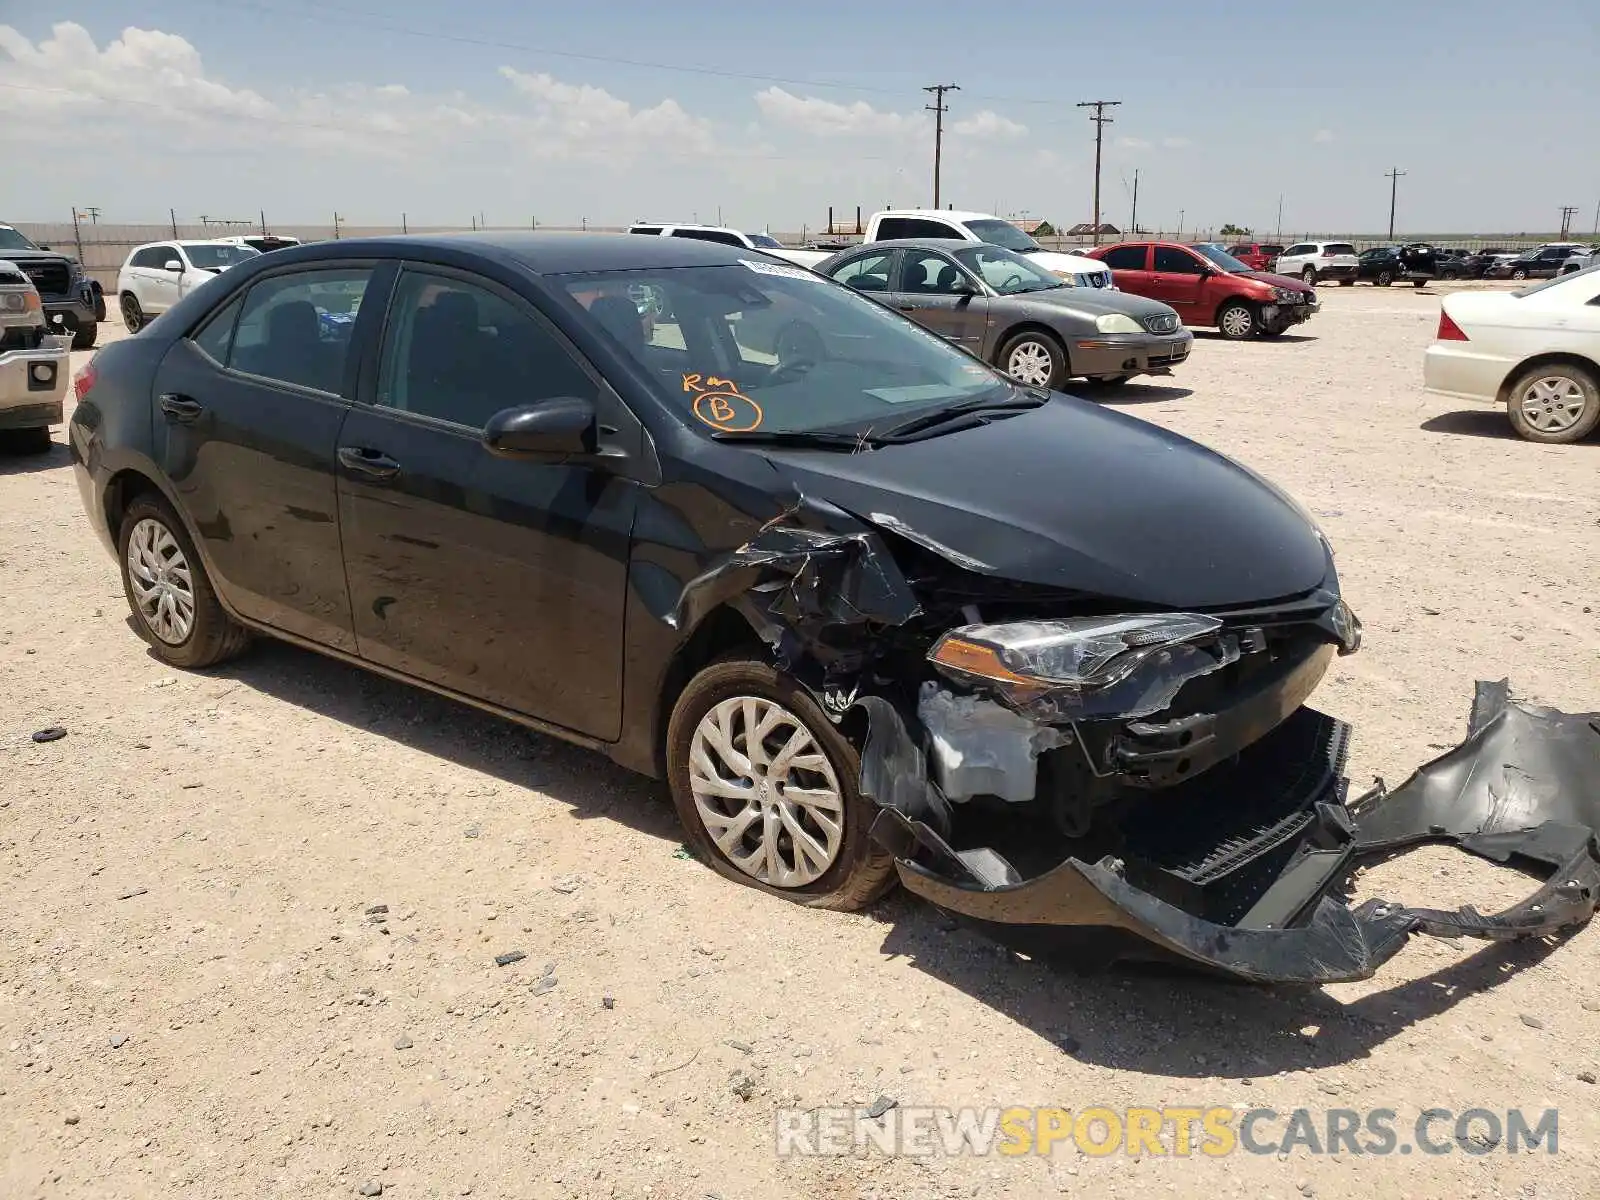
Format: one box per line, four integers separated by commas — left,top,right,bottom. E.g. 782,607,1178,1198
686,493,1599,985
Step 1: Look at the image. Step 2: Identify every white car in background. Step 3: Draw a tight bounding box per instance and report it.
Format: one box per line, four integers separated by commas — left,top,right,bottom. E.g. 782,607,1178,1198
1273,242,1360,286
115,239,261,331
627,224,832,269
1423,265,1600,443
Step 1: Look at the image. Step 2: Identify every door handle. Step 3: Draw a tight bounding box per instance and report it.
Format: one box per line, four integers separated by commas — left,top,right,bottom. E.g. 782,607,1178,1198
337,446,401,480
159,393,204,423
898,305,917,312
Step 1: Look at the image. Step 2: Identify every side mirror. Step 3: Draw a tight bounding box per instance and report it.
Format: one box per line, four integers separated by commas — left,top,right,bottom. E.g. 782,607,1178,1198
483,396,597,461
164,260,184,273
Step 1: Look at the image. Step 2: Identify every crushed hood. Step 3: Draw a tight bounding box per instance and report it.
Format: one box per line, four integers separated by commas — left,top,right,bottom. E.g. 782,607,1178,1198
761,398,1331,608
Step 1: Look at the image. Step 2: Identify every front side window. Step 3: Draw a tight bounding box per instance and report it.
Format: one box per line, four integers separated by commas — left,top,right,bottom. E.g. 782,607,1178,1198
230,268,372,396
558,262,1007,438
1154,247,1204,274
1100,245,1148,270
377,270,595,430
900,252,968,295
828,252,895,292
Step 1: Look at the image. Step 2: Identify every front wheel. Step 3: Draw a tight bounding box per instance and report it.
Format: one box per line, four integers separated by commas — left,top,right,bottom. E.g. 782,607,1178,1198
120,293,145,333
71,321,97,350
1413,278,1428,289
117,494,251,668
1510,268,1528,280
1301,266,1317,285
1216,301,1258,340
997,329,1068,390
1506,363,1600,444
1376,270,1394,287
666,658,897,910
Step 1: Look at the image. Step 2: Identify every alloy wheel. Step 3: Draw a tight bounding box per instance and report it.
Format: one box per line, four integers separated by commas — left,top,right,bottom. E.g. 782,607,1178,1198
1005,340,1055,387
126,517,196,644
687,696,844,888
1518,376,1590,434
121,295,142,331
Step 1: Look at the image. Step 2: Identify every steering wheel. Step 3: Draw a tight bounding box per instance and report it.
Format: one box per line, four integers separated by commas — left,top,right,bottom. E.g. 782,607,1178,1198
1000,273,1023,292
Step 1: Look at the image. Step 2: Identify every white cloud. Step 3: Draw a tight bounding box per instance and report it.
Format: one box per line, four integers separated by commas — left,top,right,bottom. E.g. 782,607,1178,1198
1116,136,1151,150
753,86,921,137
1161,136,1192,149
950,110,1026,140
1313,128,1336,143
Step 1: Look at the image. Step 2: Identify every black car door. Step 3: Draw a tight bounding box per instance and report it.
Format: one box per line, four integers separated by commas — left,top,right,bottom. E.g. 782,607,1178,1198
149,263,384,651
334,263,641,740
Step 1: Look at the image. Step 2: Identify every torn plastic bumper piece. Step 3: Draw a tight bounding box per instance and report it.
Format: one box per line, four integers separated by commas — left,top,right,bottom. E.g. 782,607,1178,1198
862,682,1600,985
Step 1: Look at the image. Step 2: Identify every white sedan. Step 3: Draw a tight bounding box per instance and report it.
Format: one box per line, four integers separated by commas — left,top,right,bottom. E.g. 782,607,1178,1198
1423,265,1600,443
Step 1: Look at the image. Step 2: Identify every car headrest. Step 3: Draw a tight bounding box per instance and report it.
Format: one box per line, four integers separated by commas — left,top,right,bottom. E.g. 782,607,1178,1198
267,300,319,345
589,295,644,354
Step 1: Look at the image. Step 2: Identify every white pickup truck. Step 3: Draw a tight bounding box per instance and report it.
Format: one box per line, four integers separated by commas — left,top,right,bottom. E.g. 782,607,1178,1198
627,224,832,270
857,210,1115,288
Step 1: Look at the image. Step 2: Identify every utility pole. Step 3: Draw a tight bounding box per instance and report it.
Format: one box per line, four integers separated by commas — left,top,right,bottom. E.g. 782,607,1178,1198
333,212,342,240
1385,168,1406,239
923,83,960,209
1593,198,1599,235
1129,169,1139,234
259,209,268,236
1558,205,1579,240
1276,194,1283,239
169,208,179,238
79,206,101,224
1076,99,1121,245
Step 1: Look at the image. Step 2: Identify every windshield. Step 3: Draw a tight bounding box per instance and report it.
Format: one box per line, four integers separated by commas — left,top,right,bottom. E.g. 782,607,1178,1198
559,261,1009,438
952,244,1065,294
0,227,41,252
1514,263,1600,299
745,233,784,249
1191,243,1252,273
963,219,1040,253
184,243,261,270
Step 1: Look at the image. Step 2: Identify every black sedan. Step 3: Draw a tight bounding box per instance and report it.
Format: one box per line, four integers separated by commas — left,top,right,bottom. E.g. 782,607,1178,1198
814,239,1191,389
1354,244,1438,288
1487,246,1581,280
67,232,1597,983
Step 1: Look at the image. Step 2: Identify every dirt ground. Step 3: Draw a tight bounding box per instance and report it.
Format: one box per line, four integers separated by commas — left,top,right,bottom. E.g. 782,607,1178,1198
4,283,1598,1199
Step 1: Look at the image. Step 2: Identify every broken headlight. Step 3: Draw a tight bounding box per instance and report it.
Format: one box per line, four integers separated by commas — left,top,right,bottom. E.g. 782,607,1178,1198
927,613,1238,722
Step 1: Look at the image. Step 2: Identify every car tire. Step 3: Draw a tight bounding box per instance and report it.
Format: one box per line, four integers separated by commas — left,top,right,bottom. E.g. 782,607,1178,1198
1216,301,1258,340
1412,278,1428,289
1257,326,1286,339
120,293,144,333
117,493,251,669
666,657,897,911
1510,268,1528,280
1505,363,1600,445
996,329,1068,390
1376,270,1394,287
0,427,53,455
71,321,97,350
1301,266,1317,285
92,285,107,322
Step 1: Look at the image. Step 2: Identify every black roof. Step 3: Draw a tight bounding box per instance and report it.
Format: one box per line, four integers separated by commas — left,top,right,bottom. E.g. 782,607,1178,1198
280,230,760,275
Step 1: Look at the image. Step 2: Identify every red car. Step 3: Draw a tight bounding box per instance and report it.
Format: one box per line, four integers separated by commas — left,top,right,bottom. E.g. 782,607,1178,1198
1085,242,1318,340
1227,242,1286,272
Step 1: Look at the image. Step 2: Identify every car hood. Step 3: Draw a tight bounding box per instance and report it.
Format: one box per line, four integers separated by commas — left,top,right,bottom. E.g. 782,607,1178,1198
1236,270,1312,293
1002,287,1178,322
1021,249,1114,276
0,248,73,266
758,397,1330,608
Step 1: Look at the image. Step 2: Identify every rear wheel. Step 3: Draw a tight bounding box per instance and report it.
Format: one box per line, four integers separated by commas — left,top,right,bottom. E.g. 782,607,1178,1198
666,658,897,911
120,293,145,332
997,329,1068,390
71,321,97,350
1376,269,1394,287
1216,301,1258,340
0,427,53,455
1300,266,1317,285
1505,363,1600,444
117,494,250,668
1510,267,1528,280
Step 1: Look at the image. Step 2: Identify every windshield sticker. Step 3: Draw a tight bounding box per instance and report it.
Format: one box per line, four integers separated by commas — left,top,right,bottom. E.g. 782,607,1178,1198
684,373,764,432
739,258,820,282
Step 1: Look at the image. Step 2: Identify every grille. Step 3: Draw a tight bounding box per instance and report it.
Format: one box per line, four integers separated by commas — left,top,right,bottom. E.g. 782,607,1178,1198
1085,270,1112,289
1143,312,1179,334
20,261,71,297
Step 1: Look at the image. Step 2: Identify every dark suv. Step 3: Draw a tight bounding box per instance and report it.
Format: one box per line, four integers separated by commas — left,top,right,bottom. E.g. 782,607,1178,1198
0,223,100,348
1488,246,1581,280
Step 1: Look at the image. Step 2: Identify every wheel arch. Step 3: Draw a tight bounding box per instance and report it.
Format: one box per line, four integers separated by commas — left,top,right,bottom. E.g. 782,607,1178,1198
650,604,768,778
1495,352,1600,407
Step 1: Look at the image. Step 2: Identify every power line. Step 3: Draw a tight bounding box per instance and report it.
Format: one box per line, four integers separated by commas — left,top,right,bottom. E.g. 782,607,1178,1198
1076,100,1121,245
924,84,959,210
1385,167,1406,239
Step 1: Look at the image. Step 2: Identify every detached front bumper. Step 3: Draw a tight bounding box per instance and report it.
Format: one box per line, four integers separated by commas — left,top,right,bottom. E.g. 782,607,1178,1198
1070,329,1194,380
0,335,71,429
863,681,1600,985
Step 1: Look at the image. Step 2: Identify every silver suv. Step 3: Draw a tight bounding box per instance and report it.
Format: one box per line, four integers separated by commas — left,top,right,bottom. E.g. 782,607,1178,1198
0,260,72,455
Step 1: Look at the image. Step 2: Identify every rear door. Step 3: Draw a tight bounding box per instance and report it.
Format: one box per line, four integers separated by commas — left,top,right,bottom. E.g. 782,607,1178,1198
890,249,989,351
149,262,383,650
1147,246,1207,318
334,263,641,738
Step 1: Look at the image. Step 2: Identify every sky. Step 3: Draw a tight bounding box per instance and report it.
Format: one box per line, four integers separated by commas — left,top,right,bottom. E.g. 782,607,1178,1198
2,0,1597,236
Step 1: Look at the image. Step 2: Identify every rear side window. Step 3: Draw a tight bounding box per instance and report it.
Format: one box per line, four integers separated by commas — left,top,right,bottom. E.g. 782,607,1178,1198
877,217,961,240
230,268,373,397
191,296,244,364
1261,245,1284,256
628,226,665,236
1324,243,1356,256
376,270,596,431
670,229,746,247
1100,245,1148,270
829,252,895,291
1154,246,1203,274
1284,244,1311,256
